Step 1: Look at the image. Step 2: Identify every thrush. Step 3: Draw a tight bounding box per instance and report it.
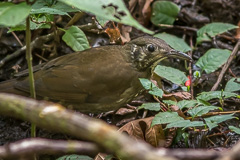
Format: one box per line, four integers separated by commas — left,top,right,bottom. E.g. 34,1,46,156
0,36,191,113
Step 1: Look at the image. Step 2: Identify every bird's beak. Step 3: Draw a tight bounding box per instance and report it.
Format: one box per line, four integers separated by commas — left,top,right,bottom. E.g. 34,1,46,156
168,49,192,61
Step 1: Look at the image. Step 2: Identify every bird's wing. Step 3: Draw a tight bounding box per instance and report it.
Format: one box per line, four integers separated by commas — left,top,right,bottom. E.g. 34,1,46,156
14,46,140,104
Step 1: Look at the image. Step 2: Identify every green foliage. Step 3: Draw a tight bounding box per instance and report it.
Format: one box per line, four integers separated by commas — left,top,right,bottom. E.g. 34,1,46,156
138,103,161,111
196,49,231,74
0,2,31,27
59,0,153,34
152,112,206,129
177,100,198,109
31,0,80,15
197,91,238,101
140,78,237,131
62,26,90,51
96,6,115,27
154,65,188,86
154,33,191,52
151,1,180,25
187,106,219,117
197,23,238,44
57,155,93,160
162,100,177,106
229,126,240,134
9,14,52,31
204,114,236,130
139,78,163,97
225,78,240,92
152,112,184,126
165,120,205,129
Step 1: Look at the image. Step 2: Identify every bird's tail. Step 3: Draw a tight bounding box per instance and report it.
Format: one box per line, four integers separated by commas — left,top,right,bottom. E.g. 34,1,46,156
0,79,29,96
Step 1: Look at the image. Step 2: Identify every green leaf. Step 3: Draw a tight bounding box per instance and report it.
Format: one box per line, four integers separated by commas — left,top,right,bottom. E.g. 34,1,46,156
197,91,238,101
193,70,201,78
151,1,179,25
196,49,231,74
32,0,79,13
138,103,161,111
225,78,240,92
196,33,211,44
105,155,115,160
62,26,90,52
166,120,205,129
197,99,211,106
59,0,153,34
229,126,240,134
187,106,219,117
9,15,52,32
57,154,93,160
31,8,69,16
0,2,31,27
96,6,115,27
154,33,191,52
139,78,163,97
204,114,236,130
177,100,198,110
154,65,188,85
162,100,177,106
197,23,238,44
152,112,184,126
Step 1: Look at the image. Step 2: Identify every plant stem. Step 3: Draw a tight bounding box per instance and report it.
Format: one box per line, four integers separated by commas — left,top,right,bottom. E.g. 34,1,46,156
26,16,36,138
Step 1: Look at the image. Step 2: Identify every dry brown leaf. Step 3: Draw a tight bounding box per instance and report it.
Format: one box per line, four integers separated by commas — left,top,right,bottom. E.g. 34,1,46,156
118,117,165,147
104,26,122,44
235,21,240,39
163,92,192,100
115,107,135,115
94,153,106,160
118,24,132,43
164,128,177,148
128,0,153,26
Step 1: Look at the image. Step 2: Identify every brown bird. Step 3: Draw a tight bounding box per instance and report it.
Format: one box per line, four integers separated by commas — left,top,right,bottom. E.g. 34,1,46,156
0,36,191,113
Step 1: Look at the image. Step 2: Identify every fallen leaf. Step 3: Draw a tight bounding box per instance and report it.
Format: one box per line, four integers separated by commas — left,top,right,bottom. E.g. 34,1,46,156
119,117,166,147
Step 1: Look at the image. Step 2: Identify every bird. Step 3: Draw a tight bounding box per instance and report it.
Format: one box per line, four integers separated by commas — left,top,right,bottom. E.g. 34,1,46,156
0,36,191,113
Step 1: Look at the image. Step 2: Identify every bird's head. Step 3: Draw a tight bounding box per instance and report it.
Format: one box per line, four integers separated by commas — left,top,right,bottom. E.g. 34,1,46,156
124,36,191,71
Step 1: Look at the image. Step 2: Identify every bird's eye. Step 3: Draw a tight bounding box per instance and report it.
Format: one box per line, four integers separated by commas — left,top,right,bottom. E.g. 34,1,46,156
147,44,155,52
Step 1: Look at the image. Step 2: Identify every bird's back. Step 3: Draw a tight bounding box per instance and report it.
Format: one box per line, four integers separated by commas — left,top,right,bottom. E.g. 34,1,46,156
6,45,149,112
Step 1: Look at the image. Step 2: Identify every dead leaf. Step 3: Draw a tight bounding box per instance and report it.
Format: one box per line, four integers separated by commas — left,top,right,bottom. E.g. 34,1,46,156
118,117,166,147
235,21,240,39
164,128,176,147
163,92,192,100
94,153,106,160
104,24,122,44
128,0,153,26
118,24,132,43
115,107,135,115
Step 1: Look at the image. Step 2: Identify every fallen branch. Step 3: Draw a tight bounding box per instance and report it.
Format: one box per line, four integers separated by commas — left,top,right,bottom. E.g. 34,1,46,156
0,138,101,159
0,138,223,160
0,93,175,160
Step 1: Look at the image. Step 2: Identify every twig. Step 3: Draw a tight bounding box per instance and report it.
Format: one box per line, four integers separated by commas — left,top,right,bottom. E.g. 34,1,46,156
0,138,102,159
157,24,198,32
66,12,85,27
189,36,194,99
8,28,23,47
211,39,240,91
34,53,48,62
0,33,54,68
